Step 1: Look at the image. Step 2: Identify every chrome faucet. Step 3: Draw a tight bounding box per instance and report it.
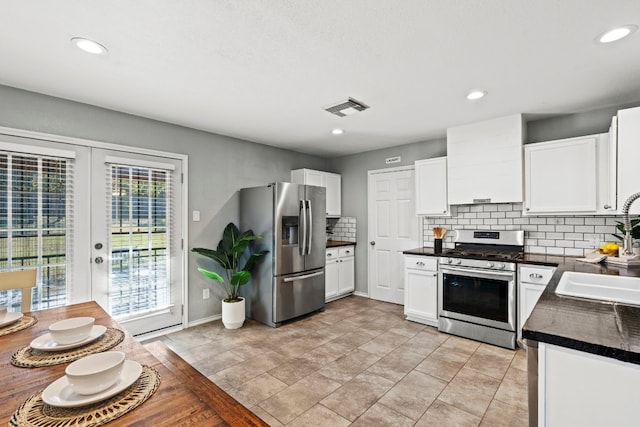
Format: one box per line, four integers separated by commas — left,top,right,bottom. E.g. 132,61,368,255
621,192,640,255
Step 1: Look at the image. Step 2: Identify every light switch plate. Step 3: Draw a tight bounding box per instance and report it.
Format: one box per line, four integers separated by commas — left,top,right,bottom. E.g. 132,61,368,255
193,210,201,222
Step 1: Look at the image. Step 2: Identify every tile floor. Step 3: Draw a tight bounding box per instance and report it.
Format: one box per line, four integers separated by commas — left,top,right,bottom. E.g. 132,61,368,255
153,296,528,426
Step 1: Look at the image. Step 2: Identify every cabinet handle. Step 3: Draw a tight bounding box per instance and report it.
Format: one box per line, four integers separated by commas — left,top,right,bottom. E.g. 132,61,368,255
345,250,350,254
416,261,425,266
604,204,611,209
526,207,530,211
327,254,332,257
432,273,437,277
530,273,543,279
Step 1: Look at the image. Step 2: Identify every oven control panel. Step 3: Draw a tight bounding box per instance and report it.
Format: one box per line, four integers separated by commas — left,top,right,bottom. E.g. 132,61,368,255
439,257,516,272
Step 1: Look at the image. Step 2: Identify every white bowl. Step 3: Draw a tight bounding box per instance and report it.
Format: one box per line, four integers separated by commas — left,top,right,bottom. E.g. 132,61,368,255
65,351,126,395
48,317,95,345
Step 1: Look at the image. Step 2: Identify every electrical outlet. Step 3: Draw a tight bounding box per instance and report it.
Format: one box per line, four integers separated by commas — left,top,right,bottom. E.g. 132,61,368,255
203,288,210,299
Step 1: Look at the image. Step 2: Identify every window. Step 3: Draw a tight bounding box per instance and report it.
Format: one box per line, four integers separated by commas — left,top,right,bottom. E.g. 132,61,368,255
0,151,73,311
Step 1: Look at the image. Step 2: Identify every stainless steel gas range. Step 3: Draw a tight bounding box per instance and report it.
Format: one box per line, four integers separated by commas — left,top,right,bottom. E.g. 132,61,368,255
437,229,524,349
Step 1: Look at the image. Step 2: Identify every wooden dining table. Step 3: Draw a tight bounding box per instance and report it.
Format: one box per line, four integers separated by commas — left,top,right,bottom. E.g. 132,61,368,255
0,301,268,426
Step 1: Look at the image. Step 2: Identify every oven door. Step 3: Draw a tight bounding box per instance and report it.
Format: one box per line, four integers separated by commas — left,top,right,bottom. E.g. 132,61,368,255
438,265,516,331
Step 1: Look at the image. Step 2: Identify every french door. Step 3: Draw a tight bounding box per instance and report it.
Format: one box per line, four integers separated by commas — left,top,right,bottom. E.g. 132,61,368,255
0,133,185,336
91,149,183,336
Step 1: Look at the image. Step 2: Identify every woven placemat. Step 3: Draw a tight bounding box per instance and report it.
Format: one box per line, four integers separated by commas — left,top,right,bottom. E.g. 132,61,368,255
0,315,37,337
11,328,125,368
9,365,160,427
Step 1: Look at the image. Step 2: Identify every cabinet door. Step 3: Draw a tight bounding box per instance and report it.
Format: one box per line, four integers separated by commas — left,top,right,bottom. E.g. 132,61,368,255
338,256,354,294
325,173,342,217
404,268,438,326
325,258,339,300
518,282,544,341
617,106,640,214
304,169,325,187
525,137,597,213
415,157,449,216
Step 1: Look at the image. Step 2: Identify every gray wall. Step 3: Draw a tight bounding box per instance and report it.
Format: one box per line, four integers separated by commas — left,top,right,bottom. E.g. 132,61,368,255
327,101,640,295
0,85,327,322
327,138,446,294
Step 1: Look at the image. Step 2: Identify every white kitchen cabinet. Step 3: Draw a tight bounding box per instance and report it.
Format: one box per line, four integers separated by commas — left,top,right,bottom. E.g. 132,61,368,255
518,265,556,342
615,106,640,214
524,133,613,215
291,168,342,217
415,157,449,216
325,245,354,301
447,114,524,205
403,255,438,327
538,343,640,427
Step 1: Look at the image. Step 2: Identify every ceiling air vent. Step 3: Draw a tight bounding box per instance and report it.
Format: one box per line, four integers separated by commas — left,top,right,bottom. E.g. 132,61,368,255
324,98,370,117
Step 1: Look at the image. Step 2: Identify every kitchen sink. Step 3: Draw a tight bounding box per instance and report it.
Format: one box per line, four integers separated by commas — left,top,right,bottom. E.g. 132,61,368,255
555,271,640,306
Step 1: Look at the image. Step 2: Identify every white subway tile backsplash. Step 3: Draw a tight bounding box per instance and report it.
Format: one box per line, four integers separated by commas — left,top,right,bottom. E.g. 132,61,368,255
421,202,624,256
585,217,605,225
566,218,585,225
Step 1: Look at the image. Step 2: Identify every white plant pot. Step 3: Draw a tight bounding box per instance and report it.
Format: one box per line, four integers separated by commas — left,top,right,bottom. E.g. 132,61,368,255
221,298,245,329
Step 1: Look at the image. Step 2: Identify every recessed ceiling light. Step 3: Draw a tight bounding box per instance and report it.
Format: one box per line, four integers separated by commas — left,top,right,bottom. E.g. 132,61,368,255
331,128,344,135
71,37,108,55
466,90,487,101
596,25,637,43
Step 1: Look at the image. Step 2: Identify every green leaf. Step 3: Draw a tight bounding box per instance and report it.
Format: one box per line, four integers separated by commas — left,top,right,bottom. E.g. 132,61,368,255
230,270,251,287
241,249,269,272
197,268,224,283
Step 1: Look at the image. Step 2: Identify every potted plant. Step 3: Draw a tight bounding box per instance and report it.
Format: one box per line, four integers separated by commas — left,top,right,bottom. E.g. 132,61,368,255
612,218,640,251
192,222,268,329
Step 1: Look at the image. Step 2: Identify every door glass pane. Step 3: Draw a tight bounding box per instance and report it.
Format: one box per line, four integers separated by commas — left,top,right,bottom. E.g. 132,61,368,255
109,164,171,318
442,273,508,322
0,152,71,311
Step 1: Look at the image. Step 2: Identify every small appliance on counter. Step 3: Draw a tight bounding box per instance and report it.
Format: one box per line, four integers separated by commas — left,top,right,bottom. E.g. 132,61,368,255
240,182,326,327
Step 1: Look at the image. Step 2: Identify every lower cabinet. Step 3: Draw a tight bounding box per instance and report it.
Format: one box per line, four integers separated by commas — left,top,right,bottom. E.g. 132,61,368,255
403,255,438,327
539,343,640,426
518,265,556,342
325,246,355,302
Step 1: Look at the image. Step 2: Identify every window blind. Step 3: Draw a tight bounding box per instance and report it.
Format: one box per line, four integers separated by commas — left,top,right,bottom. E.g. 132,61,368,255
106,162,173,319
0,151,73,311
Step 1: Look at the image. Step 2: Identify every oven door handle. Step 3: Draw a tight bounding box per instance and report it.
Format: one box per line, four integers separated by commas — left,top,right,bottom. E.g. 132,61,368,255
440,266,515,278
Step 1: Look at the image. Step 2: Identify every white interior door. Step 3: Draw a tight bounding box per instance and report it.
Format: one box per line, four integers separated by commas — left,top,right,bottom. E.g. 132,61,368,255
368,167,419,304
91,149,183,336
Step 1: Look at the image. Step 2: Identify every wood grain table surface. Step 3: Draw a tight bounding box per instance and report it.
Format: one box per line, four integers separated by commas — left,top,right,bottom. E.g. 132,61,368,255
0,301,267,426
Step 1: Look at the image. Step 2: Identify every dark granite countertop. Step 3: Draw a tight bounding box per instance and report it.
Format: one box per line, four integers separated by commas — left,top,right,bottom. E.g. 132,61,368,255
326,240,356,248
523,261,640,364
403,247,640,364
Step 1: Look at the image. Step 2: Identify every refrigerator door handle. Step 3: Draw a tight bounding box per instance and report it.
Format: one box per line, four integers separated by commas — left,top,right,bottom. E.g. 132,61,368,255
306,200,313,255
299,199,307,256
283,270,324,282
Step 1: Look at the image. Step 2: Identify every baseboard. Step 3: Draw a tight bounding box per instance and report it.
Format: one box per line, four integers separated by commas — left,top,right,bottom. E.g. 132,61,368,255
353,291,369,298
188,314,222,328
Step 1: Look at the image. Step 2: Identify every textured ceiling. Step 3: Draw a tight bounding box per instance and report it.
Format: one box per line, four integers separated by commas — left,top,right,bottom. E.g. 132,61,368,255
1,1,640,157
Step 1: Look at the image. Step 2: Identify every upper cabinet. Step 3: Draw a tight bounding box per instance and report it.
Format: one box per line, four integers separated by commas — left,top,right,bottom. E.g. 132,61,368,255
415,157,449,216
447,114,524,205
524,133,613,215
291,168,342,217
615,106,640,214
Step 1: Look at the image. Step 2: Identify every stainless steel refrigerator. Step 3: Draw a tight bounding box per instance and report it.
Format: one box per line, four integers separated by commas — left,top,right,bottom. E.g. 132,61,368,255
240,182,326,327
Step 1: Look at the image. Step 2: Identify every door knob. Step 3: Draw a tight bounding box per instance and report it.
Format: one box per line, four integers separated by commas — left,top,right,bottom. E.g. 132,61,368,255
94,243,103,250
370,241,376,246
94,257,104,264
